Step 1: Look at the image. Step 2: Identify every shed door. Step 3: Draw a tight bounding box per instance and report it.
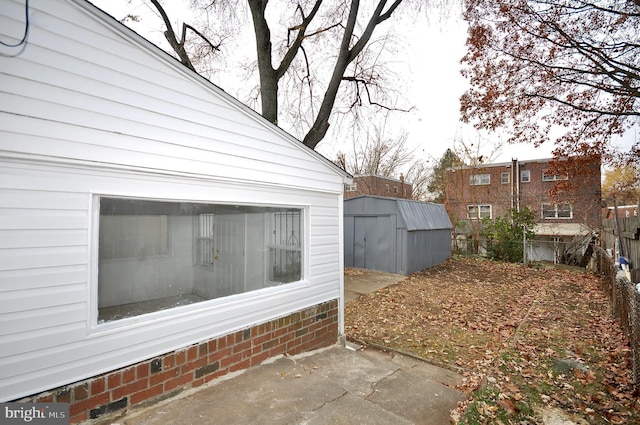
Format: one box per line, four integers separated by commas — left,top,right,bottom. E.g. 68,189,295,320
353,215,394,273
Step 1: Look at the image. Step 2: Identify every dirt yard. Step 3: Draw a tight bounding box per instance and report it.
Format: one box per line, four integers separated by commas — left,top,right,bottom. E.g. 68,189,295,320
345,256,639,424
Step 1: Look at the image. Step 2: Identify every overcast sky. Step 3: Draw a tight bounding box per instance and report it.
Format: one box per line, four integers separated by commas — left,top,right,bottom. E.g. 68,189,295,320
91,0,593,167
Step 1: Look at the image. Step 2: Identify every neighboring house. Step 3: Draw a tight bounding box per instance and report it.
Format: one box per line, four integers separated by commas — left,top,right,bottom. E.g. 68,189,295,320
603,205,639,221
344,174,413,200
0,0,350,422
344,196,452,275
444,157,602,262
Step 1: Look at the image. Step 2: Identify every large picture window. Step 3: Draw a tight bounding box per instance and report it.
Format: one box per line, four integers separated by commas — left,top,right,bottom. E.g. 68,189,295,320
97,197,304,323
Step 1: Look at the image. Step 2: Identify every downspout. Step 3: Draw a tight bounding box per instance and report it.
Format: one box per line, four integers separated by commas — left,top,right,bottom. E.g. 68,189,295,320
511,159,516,210
516,160,521,212
338,187,346,346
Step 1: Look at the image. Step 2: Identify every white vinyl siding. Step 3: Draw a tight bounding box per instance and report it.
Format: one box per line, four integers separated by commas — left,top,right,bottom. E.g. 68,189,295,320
0,0,343,194
0,0,346,402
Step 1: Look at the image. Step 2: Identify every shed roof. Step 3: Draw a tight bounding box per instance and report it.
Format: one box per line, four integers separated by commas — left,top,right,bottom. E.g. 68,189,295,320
344,195,452,231
396,199,452,231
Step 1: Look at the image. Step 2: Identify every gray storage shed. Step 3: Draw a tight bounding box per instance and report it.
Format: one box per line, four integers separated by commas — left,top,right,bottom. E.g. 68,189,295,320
344,196,453,275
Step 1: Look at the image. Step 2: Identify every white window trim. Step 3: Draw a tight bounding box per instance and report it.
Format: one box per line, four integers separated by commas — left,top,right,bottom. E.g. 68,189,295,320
90,194,309,333
501,172,510,184
541,202,573,219
521,170,530,183
345,183,358,192
542,173,568,182
467,204,492,219
470,174,490,186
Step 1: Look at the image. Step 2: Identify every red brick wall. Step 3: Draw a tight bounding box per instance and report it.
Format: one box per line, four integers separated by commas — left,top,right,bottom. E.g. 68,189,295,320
444,158,601,230
345,175,413,199
17,300,339,423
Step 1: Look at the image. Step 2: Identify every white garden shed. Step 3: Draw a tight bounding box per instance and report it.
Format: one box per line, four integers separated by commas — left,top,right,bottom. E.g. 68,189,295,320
0,0,349,421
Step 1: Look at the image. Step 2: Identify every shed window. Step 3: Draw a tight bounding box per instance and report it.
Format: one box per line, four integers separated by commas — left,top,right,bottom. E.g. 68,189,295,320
97,197,304,323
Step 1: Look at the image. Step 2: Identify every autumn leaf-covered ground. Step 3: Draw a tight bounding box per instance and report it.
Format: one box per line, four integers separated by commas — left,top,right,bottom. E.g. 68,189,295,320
345,256,639,424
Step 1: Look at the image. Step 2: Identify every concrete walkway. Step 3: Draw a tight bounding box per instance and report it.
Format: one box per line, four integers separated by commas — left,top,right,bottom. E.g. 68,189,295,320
94,269,467,425
344,268,408,303
101,346,466,425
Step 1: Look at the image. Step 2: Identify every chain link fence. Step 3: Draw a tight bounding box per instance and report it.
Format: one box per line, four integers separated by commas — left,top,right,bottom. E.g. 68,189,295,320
595,247,640,385
453,237,594,267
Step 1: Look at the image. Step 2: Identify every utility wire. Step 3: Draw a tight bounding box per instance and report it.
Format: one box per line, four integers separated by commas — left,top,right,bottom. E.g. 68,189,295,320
1,0,30,48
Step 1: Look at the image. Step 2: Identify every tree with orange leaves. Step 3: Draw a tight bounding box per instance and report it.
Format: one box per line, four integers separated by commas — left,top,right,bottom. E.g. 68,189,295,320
460,0,640,168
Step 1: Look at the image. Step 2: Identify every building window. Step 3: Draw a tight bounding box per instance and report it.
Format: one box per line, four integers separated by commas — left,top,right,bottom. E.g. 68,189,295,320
521,170,530,182
345,183,358,192
196,213,216,267
542,173,568,181
467,204,492,219
470,174,490,185
97,197,304,323
269,210,302,283
501,172,510,184
542,203,572,219
385,184,390,192
393,186,398,194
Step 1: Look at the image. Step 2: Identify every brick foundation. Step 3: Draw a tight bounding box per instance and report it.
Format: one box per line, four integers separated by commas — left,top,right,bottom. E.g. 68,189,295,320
17,300,339,423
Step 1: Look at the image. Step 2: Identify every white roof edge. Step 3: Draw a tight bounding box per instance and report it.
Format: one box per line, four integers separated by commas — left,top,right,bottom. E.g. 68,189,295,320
74,0,349,181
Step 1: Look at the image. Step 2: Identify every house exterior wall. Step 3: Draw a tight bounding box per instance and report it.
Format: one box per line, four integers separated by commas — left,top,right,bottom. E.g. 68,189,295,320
21,300,338,423
0,0,347,420
444,157,602,235
344,175,413,199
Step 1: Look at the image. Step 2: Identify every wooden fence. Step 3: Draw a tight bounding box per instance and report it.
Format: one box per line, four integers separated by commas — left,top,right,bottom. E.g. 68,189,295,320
602,216,640,283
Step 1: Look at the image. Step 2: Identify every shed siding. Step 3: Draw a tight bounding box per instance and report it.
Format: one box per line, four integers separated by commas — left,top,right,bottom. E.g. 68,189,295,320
0,159,342,401
344,196,452,275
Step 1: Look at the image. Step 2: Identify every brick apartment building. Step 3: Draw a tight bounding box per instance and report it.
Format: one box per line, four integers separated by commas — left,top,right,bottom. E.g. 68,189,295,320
344,174,413,199
444,157,602,262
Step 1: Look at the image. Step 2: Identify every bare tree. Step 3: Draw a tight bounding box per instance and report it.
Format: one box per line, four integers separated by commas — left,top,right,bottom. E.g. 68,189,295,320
444,135,502,251
335,126,430,200
130,0,425,150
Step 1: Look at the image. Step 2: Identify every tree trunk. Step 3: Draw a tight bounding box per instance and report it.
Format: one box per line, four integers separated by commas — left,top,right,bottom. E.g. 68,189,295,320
248,0,279,125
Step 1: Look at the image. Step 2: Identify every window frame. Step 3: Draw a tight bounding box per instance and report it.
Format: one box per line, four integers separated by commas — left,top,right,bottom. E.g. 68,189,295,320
467,204,492,219
521,170,531,183
501,172,510,184
344,183,358,192
470,173,490,186
542,173,568,182
90,195,309,332
541,202,573,219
